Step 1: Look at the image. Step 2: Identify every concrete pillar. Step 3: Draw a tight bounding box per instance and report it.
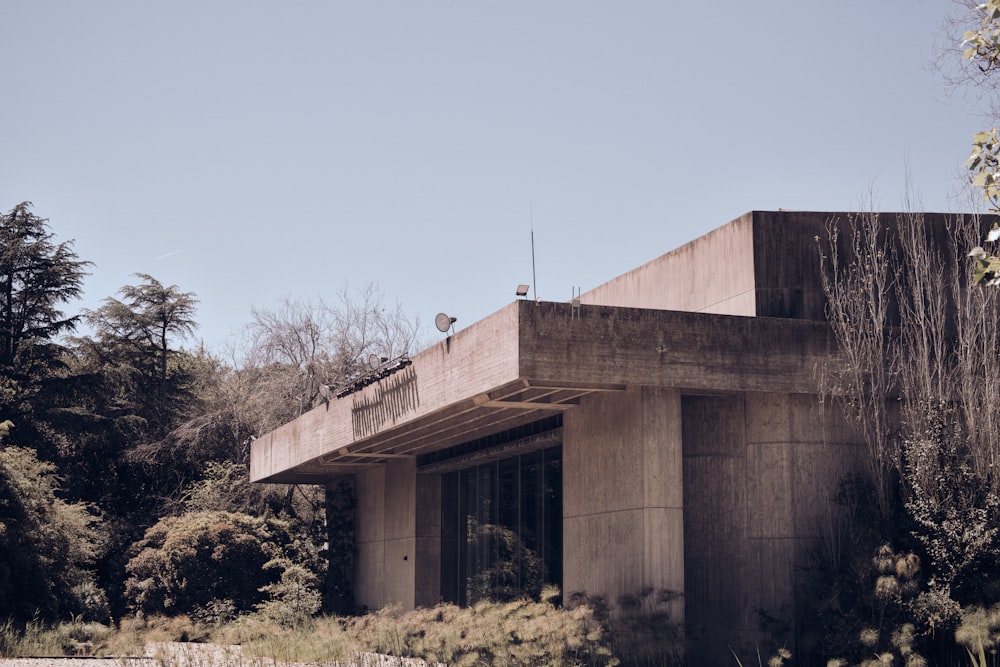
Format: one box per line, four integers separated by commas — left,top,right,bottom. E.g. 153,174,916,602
354,465,386,610
353,457,419,610
563,386,684,617
681,394,748,667
414,472,441,607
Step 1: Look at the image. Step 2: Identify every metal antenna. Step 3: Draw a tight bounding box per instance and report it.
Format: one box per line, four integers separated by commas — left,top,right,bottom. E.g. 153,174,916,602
530,203,538,302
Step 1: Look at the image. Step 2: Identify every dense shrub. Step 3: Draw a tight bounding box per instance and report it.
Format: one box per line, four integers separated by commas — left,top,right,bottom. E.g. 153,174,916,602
124,510,317,618
345,588,619,667
0,443,107,622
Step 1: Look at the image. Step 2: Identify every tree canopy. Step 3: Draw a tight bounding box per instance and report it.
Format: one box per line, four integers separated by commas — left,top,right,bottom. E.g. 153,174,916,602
0,202,89,450
0,202,420,625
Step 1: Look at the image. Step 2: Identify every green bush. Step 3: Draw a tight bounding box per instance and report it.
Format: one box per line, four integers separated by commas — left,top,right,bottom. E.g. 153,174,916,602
124,510,313,617
0,443,108,622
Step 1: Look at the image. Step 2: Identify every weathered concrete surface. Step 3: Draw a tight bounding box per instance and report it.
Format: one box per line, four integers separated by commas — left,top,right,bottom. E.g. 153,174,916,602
579,210,968,321
580,211,758,316
251,302,523,483
563,386,684,620
252,299,838,484
682,392,864,666
354,459,419,610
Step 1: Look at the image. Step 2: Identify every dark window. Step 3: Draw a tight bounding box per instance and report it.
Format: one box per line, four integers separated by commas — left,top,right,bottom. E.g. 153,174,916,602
440,446,562,605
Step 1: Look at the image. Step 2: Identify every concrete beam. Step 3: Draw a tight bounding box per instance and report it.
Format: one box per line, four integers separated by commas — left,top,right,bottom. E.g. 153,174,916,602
252,299,838,484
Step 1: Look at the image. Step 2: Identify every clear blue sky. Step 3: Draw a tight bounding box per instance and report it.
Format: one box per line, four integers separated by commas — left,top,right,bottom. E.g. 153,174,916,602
0,1,985,353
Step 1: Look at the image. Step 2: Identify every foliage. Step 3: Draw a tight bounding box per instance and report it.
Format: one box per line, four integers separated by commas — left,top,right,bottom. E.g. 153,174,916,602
241,286,421,424
255,558,323,626
962,2,1000,276
123,510,314,618
902,404,1000,618
345,589,618,667
84,273,198,384
819,209,1000,663
0,617,118,658
0,201,417,628
0,437,107,622
955,603,1000,667
324,476,356,615
819,210,898,520
568,588,683,667
466,521,545,604
0,202,89,453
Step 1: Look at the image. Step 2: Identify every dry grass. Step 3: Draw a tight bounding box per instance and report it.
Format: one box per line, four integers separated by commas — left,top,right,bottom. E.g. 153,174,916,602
1,591,627,666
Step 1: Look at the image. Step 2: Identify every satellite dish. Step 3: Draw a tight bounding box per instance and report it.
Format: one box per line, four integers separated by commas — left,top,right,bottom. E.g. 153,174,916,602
435,312,457,333
368,353,384,370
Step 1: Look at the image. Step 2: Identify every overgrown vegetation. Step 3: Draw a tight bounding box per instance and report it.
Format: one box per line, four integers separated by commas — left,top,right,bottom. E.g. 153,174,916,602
0,201,418,628
0,593,624,667
816,207,1000,665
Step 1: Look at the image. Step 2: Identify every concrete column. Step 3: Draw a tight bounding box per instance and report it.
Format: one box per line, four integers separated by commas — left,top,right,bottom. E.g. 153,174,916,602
563,386,684,617
354,465,386,610
682,394,748,667
414,473,441,607
353,457,419,610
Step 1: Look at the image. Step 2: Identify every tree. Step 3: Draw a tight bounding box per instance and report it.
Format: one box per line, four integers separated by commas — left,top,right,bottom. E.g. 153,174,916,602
245,284,421,418
84,273,198,387
57,275,203,511
0,202,89,449
818,210,1000,662
956,2,1000,273
0,427,107,622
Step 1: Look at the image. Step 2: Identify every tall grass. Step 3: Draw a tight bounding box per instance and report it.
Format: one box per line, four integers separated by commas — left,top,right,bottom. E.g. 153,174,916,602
0,590,627,666
0,616,119,657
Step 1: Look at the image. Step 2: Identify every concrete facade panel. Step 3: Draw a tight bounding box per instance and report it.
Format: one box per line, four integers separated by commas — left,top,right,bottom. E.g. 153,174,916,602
745,392,792,444
681,394,745,457
642,508,685,599
683,394,748,666
580,212,757,316
354,540,385,610
563,511,645,600
789,393,861,444
746,442,794,539
640,387,683,509
563,390,644,516
682,456,746,556
354,461,420,610
385,459,416,540
743,538,797,648
563,386,684,607
355,466,385,544
791,441,864,537
382,537,415,609
683,558,746,666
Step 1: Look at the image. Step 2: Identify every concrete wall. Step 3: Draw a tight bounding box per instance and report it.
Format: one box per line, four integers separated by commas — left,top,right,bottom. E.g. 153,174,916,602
682,392,865,666
562,386,685,620
354,458,419,610
578,210,854,321
579,212,757,315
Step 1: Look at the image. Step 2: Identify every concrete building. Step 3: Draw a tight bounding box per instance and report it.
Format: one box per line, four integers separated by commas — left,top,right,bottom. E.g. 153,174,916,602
251,210,883,664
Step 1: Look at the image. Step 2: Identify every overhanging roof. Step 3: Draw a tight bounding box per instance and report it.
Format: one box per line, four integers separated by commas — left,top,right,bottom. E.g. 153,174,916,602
250,300,837,484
